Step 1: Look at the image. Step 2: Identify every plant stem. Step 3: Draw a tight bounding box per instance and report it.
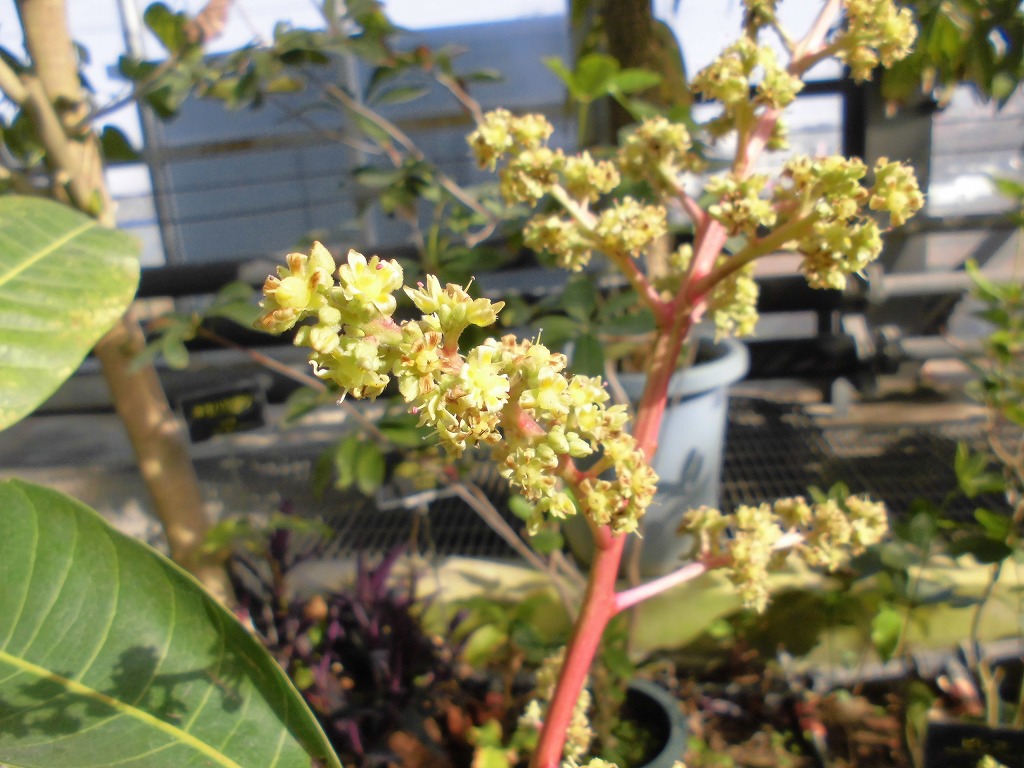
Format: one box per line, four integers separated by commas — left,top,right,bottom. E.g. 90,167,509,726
693,212,818,296
15,0,235,603
531,532,624,768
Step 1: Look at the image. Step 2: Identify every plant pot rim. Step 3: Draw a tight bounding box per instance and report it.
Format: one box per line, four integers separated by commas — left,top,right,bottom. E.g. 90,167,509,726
616,331,749,401
626,678,689,768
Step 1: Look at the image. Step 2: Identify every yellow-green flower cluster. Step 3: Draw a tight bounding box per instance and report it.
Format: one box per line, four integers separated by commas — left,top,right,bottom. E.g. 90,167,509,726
467,108,554,171
257,243,657,536
489,336,655,536
870,158,926,227
257,241,336,333
470,111,618,209
469,110,673,273
707,172,777,235
523,215,595,272
618,117,703,193
681,493,888,612
836,0,918,82
594,198,667,258
664,245,760,339
743,0,778,34
691,38,804,130
772,155,922,289
707,260,759,338
521,650,593,767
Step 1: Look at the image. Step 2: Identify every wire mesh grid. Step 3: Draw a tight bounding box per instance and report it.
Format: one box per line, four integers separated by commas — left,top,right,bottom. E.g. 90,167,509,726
294,395,1008,560
720,397,1006,519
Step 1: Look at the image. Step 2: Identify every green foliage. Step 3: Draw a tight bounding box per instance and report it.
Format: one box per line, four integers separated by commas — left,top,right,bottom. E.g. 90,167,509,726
0,479,341,768
545,53,664,141
121,1,515,287
883,0,1024,106
138,281,262,371
0,197,140,430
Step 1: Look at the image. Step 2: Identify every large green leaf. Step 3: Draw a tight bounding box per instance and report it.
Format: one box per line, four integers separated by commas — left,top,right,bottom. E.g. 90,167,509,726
0,479,342,768
0,196,140,430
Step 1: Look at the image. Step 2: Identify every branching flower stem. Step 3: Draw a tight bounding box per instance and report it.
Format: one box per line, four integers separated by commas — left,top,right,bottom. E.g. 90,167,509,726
692,212,820,296
548,185,665,316
533,10,856,767
532,312,691,768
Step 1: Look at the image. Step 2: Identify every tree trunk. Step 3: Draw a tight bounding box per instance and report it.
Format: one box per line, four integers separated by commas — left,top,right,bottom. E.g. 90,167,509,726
16,0,234,603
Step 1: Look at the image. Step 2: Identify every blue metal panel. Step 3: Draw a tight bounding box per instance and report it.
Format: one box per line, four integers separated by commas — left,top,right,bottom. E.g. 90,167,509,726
147,15,571,264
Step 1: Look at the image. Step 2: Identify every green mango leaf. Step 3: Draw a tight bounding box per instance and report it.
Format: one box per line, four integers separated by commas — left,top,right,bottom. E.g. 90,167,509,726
992,176,1024,201
527,527,563,555
100,126,140,163
954,442,1005,497
356,441,386,495
332,432,362,490
560,274,597,323
0,479,341,768
370,85,430,106
206,281,261,328
507,494,534,522
974,507,1012,541
573,53,620,99
570,333,605,377
870,603,904,662
0,196,140,430
608,68,662,95
947,532,1014,565
461,624,509,668
143,2,188,55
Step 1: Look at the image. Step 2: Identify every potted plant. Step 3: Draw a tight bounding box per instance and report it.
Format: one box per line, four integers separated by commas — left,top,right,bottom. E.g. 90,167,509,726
0,2,933,767
255,3,921,767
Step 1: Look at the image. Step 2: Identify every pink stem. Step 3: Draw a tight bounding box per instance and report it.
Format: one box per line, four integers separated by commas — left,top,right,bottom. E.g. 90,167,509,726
614,560,712,613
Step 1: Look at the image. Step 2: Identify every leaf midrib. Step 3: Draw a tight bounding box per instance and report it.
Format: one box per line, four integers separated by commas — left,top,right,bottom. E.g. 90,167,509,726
0,220,93,291
0,650,246,768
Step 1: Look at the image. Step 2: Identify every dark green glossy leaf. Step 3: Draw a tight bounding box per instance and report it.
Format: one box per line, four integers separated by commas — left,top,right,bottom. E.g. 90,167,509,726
0,479,341,768
100,126,140,163
143,3,188,55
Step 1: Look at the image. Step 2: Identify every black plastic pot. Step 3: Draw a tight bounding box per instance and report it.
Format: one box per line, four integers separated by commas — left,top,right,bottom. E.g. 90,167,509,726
923,719,1024,768
624,679,689,768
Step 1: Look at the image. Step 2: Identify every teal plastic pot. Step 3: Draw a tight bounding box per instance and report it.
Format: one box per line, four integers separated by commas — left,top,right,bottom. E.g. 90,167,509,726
565,333,749,576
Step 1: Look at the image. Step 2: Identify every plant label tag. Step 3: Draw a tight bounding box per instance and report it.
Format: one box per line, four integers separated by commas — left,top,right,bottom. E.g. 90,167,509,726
181,382,266,442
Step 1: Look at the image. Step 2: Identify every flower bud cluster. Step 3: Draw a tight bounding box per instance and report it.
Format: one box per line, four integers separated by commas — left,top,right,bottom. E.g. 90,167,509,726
770,155,922,289
691,38,803,135
257,244,657,535
681,493,888,612
467,108,554,171
470,110,673,273
743,0,778,34
836,0,918,82
707,172,777,235
618,117,704,193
